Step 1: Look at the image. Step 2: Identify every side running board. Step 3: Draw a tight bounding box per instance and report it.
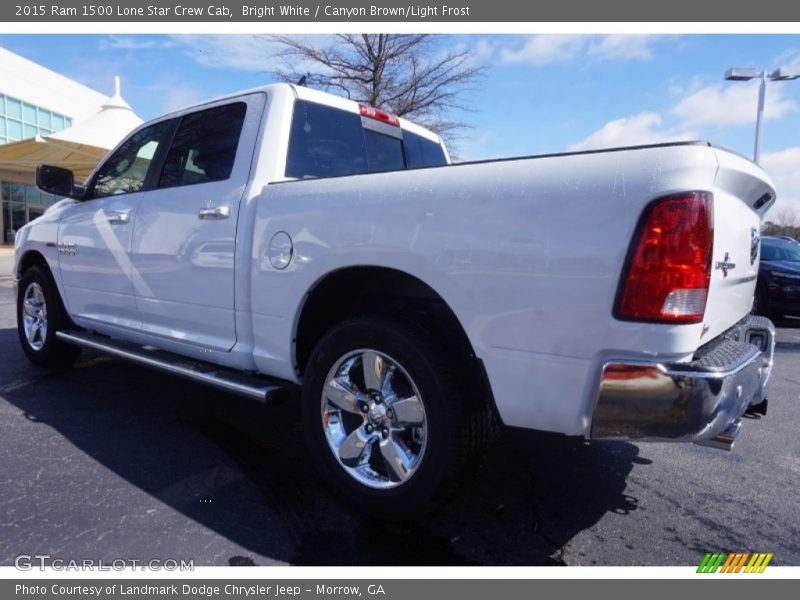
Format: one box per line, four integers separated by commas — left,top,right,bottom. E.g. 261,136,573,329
56,330,289,404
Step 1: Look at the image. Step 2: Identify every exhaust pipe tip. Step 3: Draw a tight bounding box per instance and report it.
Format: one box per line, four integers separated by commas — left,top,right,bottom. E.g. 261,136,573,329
695,419,742,451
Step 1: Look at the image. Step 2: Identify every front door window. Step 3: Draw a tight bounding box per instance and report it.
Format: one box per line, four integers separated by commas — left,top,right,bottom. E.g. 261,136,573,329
91,120,174,198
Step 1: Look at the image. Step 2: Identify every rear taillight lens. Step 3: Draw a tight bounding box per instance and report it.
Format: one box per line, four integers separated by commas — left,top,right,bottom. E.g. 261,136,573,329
615,192,713,324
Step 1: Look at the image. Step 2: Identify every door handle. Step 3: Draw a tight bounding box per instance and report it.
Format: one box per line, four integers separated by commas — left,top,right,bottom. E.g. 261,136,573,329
106,211,130,224
197,206,230,220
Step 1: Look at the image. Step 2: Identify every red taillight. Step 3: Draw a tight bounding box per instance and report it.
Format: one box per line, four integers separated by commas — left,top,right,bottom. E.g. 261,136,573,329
358,103,400,127
615,192,713,324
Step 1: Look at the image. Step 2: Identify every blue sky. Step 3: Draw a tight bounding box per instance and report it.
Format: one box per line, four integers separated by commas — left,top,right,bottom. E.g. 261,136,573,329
3,34,800,210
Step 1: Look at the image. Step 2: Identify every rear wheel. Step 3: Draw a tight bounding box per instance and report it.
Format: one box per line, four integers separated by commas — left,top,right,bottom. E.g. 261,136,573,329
16,265,81,366
302,316,489,516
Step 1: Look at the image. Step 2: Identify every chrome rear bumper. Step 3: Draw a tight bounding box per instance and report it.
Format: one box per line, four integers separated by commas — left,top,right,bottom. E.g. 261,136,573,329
591,315,775,449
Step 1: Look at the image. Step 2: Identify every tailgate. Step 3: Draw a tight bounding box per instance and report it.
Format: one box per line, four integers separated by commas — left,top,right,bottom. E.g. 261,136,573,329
703,147,776,342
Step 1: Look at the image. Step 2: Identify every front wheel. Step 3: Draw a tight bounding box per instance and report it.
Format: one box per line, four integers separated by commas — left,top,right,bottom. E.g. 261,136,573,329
302,316,489,516
16,265,82,366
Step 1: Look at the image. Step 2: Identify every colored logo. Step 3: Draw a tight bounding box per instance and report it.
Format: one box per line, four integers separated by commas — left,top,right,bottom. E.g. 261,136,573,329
697,552,773,573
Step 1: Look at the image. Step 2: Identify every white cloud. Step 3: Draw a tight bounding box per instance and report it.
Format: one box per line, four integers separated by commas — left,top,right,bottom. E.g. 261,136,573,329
473,38,496,63
762,147,800,210
587,35,655,62
169,35,274,72
500,35,588,66
568,112,695,151
170,34,657,75
672,81,798,128
99,36,164,51
773,48,800,69
500,35,658,66
168,34,337,74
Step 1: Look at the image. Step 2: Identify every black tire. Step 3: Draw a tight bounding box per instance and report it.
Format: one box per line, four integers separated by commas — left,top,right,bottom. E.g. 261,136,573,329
16,265,82,367
302,316,489,517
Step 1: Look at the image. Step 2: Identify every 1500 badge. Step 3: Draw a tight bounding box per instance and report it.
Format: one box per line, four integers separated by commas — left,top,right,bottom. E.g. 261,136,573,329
57,242,75,256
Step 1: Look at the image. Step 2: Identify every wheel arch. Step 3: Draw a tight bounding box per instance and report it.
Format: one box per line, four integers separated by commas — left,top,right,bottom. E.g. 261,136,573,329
16,248,76,329
292,265,498,421
16,249,52,279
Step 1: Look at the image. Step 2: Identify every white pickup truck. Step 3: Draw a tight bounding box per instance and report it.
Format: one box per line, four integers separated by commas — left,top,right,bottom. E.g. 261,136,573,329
14,83,776,513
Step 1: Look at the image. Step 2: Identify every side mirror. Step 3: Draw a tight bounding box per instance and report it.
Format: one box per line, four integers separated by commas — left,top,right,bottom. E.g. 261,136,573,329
36,165,85,200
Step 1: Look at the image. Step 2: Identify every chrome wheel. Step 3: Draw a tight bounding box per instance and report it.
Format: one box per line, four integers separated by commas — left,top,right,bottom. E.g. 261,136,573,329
21,282,48,351
321,349,427,489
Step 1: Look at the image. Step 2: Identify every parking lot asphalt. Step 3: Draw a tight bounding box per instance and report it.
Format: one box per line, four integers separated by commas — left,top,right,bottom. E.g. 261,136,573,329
0,277,798,567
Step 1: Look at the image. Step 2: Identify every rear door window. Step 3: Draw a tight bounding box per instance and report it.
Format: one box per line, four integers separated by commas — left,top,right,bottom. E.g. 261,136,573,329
159,102,247,188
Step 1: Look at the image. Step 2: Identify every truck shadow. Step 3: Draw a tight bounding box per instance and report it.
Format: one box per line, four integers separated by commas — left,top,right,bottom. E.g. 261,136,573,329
0,327,643,566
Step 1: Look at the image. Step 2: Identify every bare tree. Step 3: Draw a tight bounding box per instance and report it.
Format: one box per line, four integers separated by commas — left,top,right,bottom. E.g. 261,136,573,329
762,205,800,239
265,34,484,144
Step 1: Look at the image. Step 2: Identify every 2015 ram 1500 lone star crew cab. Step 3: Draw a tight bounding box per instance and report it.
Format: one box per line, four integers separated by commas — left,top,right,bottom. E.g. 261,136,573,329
13,83,776,513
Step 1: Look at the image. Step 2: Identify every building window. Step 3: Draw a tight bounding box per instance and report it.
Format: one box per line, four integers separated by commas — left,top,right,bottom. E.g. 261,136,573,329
6,97,21,120
1,180,57,243
25,184,41,205
9,183,25,204
23,103,37,123
0,93,73,147
6,119,21,140
38,108,52,130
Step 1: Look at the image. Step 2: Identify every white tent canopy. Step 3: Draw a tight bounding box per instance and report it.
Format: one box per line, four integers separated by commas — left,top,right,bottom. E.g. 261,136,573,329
0,76,142,182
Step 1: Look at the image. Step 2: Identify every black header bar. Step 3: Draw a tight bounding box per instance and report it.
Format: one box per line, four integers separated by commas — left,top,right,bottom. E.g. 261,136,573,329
4,1,800,22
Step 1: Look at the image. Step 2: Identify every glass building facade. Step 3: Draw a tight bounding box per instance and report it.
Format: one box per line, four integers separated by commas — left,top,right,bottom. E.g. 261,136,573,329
1,93,72,243
0,92,72,144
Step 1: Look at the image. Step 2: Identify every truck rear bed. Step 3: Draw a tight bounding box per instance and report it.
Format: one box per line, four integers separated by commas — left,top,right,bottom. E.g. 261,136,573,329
253,140,775,437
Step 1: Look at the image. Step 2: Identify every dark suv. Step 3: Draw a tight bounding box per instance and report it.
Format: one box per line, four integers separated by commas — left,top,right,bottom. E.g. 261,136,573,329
754,235,800,318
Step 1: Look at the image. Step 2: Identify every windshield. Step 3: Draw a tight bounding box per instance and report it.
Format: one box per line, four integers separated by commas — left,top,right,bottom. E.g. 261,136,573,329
761,241,800,262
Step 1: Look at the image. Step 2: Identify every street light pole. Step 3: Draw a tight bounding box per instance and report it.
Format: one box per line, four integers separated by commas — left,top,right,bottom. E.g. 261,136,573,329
724,66,800,164
754,71,766,164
